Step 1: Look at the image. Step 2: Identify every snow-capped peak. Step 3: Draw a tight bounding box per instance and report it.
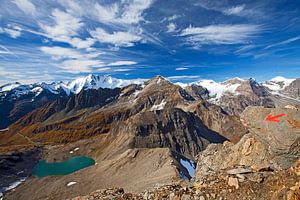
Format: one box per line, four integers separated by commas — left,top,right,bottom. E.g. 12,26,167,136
270,76,293,82
0,82,21,92
0,74,146,98
263,76,295,91
63,74,128,94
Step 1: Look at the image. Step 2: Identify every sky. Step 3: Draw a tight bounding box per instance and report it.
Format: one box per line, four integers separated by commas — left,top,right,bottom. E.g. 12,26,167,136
0,0,300,84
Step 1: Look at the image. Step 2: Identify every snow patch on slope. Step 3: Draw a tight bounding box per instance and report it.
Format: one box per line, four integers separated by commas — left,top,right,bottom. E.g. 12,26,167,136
196,79,241,102
67,181,77,187
179,158,196,179
150,99,166,111
0,83,21,92
1,177,26,193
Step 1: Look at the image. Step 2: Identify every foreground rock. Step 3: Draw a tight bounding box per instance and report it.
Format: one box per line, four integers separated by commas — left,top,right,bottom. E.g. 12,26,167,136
195,107,300,178
70,163,300,200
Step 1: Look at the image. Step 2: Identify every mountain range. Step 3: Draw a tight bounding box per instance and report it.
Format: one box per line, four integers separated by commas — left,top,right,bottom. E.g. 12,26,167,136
0,75,299,200
1,74,299,129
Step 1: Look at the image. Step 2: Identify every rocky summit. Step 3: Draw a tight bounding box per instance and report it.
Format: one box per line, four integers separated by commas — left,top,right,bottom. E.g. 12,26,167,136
0,75,299,200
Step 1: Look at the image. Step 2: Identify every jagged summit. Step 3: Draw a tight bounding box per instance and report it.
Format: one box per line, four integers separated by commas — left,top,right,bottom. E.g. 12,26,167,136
144,75,171,87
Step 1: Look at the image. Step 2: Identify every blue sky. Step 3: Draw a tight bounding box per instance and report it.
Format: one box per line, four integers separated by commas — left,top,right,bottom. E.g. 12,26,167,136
0,0,300,84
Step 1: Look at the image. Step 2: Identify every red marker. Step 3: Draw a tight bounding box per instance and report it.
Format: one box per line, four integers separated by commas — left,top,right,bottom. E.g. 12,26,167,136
265,114,286,122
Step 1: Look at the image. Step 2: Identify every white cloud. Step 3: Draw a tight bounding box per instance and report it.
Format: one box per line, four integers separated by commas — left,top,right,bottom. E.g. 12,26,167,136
90,28,142,47
40,46,104,72
180,24,261,45
68,37,95,49
120,0,153,24
108,61,137,66
167,75,201,81
62,59,104,72
166,23,177,33
3,27,21,38
168,14,180,21
39,9,96,50
0,25,23,39
40,46,82,60
57,0,155,48
94,3,119,24
92,0,153,25
39,9,83,42
223,5,245,15
265,35,300,49
114,68,132,72
175,67,188,71
13,0,36,16
40,46,102,60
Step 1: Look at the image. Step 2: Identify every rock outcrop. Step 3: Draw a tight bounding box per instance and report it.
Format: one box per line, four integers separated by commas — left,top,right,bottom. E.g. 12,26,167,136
195,107,300,179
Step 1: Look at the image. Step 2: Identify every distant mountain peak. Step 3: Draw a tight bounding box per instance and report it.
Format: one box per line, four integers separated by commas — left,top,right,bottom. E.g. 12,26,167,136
263,76,295,91
0,74,146,97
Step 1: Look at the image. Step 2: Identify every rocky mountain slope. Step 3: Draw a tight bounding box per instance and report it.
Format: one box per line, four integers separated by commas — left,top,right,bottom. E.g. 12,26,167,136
0,75,299,199
1,75,299,129
192,77,300,115
0,76,231,199
51,106,300,200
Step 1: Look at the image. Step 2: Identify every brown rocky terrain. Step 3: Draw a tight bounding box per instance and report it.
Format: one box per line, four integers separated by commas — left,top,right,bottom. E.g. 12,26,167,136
196,107,300,176
0,76,232,199
64,106,300,200
0,76,230,157
69,165,300,200
217,79,273,115
0,76,299,200
208,78,300,116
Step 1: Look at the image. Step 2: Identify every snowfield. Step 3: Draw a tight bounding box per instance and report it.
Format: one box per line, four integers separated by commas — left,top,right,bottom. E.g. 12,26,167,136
263,76,295,91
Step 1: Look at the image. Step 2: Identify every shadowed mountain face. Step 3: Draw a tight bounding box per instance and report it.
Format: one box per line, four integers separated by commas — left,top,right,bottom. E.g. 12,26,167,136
0,89,66,129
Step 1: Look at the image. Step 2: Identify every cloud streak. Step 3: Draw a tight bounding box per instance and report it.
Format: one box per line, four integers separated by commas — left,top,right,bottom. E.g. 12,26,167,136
108,61,137,66
265,35,300,49
180,24,261,45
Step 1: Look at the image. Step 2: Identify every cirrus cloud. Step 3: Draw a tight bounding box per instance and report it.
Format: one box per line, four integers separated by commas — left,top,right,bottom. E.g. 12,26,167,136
108,60,137,66
180,24,261,46
13,0,36,16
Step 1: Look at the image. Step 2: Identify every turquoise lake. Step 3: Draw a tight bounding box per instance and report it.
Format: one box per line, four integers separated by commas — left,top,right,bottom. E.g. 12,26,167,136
33,156,95,177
